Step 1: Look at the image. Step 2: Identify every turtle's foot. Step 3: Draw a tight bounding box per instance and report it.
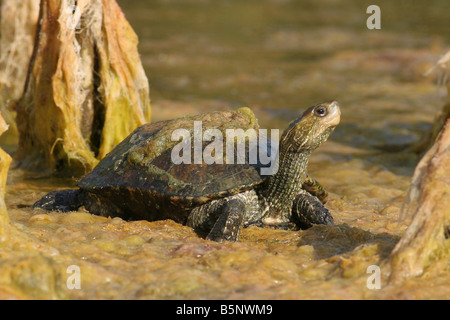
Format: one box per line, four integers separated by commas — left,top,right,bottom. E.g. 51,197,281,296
292,191,334,229
33,189,84,212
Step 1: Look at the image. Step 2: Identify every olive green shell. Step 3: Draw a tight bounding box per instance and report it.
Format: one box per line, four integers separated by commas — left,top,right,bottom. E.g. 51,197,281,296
77,108,264,222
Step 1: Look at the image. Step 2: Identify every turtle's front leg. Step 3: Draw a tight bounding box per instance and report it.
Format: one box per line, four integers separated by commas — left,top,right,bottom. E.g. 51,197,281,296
292,190,334,229
206,199,246,242
187,197,246,242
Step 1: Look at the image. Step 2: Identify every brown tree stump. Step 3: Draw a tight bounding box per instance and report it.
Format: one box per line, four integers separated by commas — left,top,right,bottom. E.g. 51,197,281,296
389,56,450,283
16,0,151,176
0,112,12,239
0,0,39,143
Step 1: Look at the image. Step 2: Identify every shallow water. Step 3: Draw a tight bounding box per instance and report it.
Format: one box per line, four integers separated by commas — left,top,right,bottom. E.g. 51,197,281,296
1,0,450,299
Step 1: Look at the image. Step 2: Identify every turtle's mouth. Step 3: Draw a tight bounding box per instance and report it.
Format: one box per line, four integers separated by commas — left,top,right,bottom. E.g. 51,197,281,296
323,100,341,128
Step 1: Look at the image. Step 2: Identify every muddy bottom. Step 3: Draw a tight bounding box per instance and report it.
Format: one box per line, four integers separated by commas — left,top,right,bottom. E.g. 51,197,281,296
1,135,448,299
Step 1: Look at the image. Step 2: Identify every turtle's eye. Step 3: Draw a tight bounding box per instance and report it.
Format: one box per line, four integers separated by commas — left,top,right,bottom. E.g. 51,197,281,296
314,106,328,117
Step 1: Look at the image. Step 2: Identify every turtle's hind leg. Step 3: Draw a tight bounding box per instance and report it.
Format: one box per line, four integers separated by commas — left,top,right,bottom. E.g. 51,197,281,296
33,189,85,212
302,175,328,204
33,189,129,219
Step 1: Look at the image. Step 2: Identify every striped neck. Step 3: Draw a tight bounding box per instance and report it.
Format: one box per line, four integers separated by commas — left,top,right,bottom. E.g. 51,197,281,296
260,150,311,222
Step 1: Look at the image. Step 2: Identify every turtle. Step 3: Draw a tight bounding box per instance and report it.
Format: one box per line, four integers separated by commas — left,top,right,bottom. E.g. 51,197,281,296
33,100,341,242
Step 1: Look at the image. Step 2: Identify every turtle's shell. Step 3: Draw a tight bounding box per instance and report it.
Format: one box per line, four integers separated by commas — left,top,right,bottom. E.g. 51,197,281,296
77,108,267,222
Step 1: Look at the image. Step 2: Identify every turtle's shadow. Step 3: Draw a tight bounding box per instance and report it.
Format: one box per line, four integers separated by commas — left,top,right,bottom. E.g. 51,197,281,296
297,224,400,260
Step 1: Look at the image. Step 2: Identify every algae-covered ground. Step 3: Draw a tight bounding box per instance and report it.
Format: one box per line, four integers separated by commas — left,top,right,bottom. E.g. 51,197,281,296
0,0,449,299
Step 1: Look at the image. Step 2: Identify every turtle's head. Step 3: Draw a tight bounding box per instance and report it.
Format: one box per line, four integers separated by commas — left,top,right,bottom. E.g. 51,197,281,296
280,100,340,153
